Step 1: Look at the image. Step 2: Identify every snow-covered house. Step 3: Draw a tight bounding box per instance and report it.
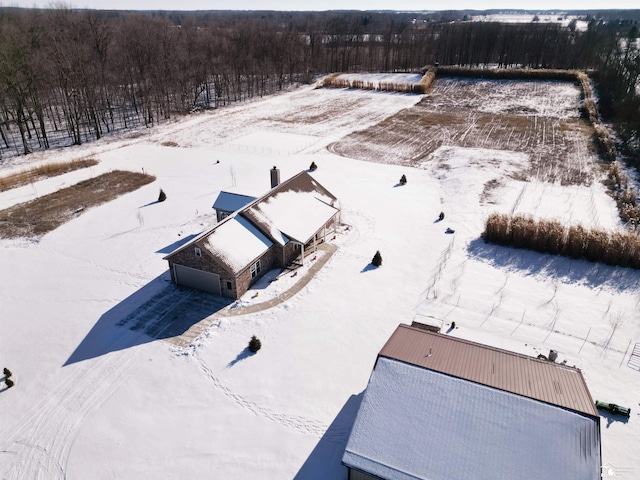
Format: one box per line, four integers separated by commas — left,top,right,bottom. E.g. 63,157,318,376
342,324,602,480
164,169,340,299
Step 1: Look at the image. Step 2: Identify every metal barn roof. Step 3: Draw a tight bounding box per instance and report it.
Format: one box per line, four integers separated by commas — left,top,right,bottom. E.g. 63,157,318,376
378,324,598,417
343,357,601,480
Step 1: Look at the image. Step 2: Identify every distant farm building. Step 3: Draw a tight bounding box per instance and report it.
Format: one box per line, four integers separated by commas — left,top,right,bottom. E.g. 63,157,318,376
342,324,602,480
164,168,340,299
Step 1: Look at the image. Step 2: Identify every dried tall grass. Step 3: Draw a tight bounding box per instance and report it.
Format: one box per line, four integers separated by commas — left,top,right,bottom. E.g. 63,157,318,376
483,212,640,269
593,123,617,161
319,73,340,87
321,74,427,93
0,171,155,239
417,68,437,93
435,66,580,82
0,158,99,192
604,161,640,227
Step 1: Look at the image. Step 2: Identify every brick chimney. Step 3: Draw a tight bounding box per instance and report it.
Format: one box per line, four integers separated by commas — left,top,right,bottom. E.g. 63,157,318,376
270,166,280,188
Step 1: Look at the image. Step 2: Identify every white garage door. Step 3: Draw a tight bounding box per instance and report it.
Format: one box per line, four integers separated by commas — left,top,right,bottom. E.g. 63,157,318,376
174,264,221,295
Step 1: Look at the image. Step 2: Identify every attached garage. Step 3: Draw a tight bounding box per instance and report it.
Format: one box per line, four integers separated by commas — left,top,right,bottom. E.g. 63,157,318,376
164,170,340,299
173,264,221,295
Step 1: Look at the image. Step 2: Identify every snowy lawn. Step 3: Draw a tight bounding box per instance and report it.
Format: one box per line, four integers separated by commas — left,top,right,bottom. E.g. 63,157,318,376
1,82,639,480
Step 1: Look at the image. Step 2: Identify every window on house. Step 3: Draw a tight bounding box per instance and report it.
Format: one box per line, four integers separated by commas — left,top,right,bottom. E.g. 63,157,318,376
226,281,232,290
219,211,230,220
195,247,202,257
250,260,261,279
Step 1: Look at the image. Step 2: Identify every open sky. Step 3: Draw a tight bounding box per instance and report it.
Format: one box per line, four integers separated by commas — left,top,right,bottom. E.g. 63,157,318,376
8,0,640,11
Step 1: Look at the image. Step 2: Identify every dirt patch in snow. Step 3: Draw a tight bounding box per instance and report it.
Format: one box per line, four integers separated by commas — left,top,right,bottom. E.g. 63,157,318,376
0,170,155,238
329,78,599,186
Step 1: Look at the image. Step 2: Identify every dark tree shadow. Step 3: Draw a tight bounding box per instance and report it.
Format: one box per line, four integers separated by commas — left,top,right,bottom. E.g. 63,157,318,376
156,233,199,254
0,375,11,393
64,272,233,366
467,238,640,293
294,392,364,480
140,200,161,208
361,264,377,273
226,348,254,368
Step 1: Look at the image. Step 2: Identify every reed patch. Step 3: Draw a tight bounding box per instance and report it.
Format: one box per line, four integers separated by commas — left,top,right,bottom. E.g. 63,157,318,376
0,158,98,192
483,212,640,269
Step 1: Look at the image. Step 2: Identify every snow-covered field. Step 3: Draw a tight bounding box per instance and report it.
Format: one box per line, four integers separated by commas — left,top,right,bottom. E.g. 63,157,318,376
471,13,589,31
1,80,639,479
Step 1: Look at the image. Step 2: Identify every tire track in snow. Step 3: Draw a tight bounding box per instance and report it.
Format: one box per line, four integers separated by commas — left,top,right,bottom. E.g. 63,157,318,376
0,340,141,480
0,343,140,480
0,284,233,479
0,287,191,479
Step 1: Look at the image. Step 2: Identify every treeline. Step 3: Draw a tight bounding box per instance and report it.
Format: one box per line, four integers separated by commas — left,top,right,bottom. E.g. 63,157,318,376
594,26,640,166
307,18,616,75
0,8,309,158
0,7,635,160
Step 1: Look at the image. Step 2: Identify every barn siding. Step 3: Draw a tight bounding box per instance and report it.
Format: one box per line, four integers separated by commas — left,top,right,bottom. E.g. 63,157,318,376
348,468,384,480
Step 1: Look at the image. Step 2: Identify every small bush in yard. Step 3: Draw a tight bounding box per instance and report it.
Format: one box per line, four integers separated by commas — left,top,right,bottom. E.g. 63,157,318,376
399,174,407,185
309,161,317,171
3,367,11,377
5,378,14,388
372,250,382,267
248,336,262,353
158,189,167,202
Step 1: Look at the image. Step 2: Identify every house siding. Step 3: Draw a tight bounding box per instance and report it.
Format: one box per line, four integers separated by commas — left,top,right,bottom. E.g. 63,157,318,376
167,245,235,298
235,247,277,298
282,242,300,267
167,239,279,300
216,210,232,222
